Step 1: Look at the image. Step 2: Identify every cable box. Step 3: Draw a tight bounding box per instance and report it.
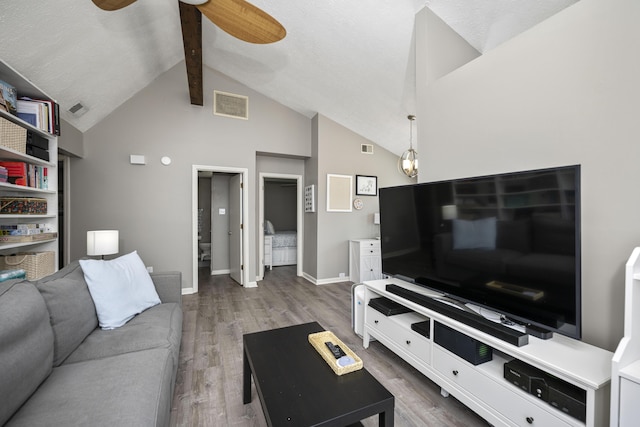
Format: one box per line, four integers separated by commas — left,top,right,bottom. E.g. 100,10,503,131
368,297,412,316
504,358,586,422
410,320,430,338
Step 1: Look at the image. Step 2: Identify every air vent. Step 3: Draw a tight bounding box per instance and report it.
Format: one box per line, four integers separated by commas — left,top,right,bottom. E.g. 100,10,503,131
214,90,249,120
361,144,374,154
68,102,89,117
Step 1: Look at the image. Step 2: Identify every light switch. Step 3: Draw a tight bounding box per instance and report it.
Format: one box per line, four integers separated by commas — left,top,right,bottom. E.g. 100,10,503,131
130,155,146,165
219,208,226,215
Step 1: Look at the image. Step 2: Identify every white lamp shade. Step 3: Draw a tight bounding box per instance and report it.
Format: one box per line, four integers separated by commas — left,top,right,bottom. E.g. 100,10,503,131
87,230,119,256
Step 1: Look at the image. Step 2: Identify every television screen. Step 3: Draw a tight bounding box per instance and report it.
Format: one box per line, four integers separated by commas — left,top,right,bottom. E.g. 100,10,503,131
379,165,581,339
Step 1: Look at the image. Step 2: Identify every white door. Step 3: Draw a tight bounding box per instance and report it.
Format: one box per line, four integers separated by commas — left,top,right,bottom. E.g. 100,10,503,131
229,174,243,285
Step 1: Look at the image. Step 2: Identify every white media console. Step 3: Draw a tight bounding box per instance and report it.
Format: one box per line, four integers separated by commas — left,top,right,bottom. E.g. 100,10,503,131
361,278,612,427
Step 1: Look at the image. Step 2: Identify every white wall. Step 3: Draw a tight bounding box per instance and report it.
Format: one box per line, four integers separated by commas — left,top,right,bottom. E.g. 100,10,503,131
70,62,311,290
417,0,640,350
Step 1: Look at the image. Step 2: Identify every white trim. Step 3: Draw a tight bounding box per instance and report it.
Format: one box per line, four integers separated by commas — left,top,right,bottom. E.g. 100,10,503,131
182,287,196,295
192,165,251,292
301,272,348,286
61,155,72,266
258,172,304,281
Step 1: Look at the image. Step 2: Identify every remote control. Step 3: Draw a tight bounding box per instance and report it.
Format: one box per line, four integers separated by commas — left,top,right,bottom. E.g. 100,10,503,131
325,341,346,359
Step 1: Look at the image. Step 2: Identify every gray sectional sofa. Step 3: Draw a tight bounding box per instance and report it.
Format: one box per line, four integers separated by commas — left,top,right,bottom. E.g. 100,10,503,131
0,260,182,427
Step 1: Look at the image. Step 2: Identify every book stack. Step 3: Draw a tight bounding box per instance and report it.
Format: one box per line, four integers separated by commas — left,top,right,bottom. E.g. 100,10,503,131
0,79,17,114
0,161,48,189
26,131,49,161
0,166,7,183
0,223,51,236
16,97,60,135
0,161,26,186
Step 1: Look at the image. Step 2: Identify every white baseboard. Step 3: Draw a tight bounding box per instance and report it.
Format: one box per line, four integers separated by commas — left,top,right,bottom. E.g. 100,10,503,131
181,287,196,295
302,272,351,286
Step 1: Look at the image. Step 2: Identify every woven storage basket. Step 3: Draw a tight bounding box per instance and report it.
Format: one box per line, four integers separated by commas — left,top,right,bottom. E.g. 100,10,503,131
0,117,27,153
308,330,363,375
0,251,55,280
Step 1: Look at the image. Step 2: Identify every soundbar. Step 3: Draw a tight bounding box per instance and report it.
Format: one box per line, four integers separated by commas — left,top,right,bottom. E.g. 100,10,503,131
385,284,529,347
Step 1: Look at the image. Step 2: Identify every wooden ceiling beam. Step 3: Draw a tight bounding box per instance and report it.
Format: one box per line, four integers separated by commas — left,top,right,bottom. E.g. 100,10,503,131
179,2,204,106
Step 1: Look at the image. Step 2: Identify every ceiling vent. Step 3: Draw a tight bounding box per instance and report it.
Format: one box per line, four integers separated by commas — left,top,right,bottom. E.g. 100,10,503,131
214,90,248,120
361,144,374,154
68,102,89,117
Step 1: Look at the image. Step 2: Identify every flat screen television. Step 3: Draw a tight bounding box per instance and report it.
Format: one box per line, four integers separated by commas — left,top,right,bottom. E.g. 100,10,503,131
379,165,581,339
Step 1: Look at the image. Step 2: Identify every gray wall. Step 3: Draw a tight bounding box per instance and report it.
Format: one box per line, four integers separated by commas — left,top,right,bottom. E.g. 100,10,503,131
70,62,311,289
211,174,231,272
314,114,415,282
264,181,297,231
416,0,639,351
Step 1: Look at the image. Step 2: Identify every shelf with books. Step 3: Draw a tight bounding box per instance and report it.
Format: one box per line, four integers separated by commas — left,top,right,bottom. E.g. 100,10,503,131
0,60,58,265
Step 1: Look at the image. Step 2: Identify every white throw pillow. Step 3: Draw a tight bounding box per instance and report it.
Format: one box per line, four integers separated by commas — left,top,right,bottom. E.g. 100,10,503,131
79,251,161,330
265,220,276,235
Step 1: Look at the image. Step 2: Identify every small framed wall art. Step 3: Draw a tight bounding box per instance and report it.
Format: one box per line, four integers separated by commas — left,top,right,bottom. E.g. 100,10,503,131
356,175,378,196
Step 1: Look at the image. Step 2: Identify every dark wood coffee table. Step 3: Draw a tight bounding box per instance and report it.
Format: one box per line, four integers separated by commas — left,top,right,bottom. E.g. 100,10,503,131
243,322,394,426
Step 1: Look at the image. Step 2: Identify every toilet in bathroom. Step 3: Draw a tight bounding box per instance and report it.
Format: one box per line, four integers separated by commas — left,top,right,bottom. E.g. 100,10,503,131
199,243,211,262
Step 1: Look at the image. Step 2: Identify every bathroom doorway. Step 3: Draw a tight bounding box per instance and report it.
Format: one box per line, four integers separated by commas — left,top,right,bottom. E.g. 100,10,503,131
192,165,250,293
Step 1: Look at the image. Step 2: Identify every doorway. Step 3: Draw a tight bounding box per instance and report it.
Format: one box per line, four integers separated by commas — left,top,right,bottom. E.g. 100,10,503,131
192,165,251,293
259,173,303,280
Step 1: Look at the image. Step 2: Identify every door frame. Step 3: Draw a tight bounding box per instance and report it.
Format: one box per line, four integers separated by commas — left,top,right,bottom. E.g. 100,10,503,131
192,165,252,292
258,172,303,280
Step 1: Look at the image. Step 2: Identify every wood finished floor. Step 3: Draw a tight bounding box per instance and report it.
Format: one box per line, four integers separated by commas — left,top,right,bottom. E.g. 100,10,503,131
170,266,490,427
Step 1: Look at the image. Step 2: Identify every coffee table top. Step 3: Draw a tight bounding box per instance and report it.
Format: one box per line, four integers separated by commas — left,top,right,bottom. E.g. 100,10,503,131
244,322,394,426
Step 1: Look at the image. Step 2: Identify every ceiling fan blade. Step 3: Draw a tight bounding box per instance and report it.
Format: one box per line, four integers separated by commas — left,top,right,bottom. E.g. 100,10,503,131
179,2,204,105
91,0,137,11
197,0,286,44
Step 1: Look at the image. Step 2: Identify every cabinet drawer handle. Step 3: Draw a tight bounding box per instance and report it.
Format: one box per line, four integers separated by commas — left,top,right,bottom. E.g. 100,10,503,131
526,416,534,424
374,320,379,324
452,370,458,376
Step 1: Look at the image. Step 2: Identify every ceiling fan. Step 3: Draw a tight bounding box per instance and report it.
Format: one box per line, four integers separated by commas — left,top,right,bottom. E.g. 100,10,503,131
91,0,286,105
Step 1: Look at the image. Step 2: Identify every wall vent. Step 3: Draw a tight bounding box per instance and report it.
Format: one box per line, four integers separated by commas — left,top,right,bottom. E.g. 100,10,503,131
214,90,249,120
361,144,374,154
68,102,89,117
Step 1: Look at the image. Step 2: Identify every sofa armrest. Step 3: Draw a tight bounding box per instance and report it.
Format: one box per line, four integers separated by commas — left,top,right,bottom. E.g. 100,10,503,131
150,271,182,305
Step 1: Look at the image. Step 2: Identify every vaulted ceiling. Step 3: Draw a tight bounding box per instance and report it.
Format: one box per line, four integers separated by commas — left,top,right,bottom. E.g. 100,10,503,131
0,0,577,157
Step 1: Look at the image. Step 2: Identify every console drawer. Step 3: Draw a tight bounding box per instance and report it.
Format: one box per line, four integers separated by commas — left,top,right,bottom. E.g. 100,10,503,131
366,308,430,361
433,347,572,427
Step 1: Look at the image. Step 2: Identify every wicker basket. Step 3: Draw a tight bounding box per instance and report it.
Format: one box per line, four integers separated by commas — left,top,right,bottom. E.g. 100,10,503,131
0,117,27,153
308,330,363,375
0,251,55,280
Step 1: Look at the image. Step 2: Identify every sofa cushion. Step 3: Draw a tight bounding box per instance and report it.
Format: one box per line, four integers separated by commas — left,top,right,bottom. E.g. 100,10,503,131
0,280,54,426
35,260,99,366
65,302,182,368
6,348,174,427
79,251,161,330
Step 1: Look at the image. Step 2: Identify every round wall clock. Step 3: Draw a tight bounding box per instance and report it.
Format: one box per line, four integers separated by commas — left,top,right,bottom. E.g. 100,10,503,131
353,198,363,210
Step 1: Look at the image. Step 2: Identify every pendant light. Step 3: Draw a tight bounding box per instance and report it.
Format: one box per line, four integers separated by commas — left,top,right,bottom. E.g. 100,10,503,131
399,115,418,178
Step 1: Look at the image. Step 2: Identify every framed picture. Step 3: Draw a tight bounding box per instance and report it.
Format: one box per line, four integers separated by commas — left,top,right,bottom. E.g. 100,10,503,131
356,175,377,196
327,174,352,212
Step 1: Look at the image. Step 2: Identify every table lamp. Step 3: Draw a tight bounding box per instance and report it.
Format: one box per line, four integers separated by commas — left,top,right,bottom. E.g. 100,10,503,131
87,230,119,259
